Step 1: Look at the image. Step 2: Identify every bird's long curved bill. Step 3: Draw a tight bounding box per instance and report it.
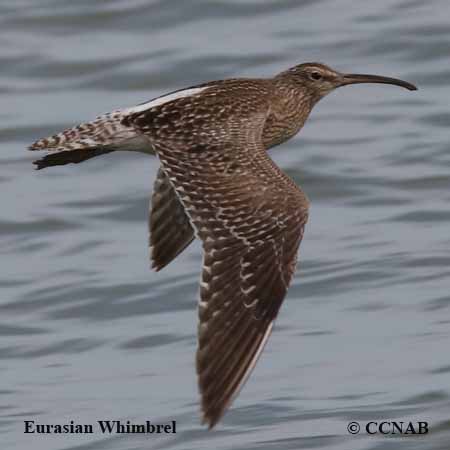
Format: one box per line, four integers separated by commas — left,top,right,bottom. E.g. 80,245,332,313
342,73,417,91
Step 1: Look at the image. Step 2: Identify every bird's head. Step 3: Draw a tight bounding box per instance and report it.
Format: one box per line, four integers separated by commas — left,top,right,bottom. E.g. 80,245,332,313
278,62,417,103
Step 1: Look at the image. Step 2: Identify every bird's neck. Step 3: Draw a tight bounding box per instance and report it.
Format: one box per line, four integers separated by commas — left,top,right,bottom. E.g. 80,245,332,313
262,77,315,149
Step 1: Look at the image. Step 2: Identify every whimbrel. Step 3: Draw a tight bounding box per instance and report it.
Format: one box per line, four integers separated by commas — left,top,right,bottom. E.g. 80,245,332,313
29,62,417,427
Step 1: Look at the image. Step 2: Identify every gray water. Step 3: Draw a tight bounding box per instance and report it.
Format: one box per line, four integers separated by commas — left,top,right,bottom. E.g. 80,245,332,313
1,1,449,449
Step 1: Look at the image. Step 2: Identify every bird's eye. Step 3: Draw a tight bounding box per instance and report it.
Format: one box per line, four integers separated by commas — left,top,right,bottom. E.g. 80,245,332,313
310,71,322,81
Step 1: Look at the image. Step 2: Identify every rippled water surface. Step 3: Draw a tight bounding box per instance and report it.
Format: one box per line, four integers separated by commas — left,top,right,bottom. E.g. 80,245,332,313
1,1,450,449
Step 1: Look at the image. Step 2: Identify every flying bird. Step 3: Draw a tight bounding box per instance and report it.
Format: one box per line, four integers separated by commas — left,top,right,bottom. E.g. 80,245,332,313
29,62,417,427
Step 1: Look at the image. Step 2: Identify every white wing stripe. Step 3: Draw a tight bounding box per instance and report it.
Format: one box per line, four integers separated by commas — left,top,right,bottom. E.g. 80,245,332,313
126,87,208,114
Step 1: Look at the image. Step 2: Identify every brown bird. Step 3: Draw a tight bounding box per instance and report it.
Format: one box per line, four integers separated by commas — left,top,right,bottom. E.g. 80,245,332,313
29,62,417,428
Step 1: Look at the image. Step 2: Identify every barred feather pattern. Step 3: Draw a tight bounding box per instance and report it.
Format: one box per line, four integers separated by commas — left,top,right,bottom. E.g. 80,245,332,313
29,110,140,153
127,79,310,427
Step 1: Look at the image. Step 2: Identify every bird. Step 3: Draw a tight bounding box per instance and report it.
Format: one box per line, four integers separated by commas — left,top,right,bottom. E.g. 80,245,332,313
29,62,417,428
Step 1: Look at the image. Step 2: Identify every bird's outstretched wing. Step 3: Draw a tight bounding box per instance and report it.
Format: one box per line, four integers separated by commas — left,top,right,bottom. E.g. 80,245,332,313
150,167,195,271
126,81,309,427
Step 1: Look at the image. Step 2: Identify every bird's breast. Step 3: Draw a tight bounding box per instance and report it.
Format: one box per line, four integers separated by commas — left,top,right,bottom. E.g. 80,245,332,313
262,110,308,149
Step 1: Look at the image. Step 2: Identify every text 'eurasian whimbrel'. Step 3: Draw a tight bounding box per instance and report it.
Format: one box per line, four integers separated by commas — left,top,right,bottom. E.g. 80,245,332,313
29,62,417,428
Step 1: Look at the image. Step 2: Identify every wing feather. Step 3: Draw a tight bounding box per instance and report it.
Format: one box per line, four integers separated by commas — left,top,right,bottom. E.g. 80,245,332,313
129,80,309,427
149,168,195,271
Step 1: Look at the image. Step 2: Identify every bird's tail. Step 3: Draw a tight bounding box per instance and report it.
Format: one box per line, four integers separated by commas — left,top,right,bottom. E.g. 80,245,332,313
29,110,152,170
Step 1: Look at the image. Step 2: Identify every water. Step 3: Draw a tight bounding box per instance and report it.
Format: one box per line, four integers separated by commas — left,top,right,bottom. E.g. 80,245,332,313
1,0,449,449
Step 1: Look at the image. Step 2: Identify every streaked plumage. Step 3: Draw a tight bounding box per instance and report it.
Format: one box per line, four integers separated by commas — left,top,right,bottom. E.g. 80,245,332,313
29,62,416,427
